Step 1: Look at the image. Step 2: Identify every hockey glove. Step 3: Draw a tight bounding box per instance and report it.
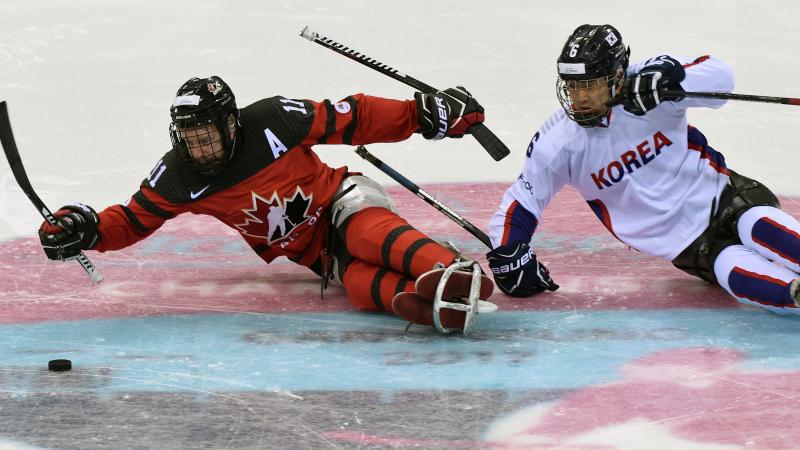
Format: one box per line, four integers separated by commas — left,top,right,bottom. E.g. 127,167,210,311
486,242,558,297
621,55,686,116
38,203,100,261
414,86,485,140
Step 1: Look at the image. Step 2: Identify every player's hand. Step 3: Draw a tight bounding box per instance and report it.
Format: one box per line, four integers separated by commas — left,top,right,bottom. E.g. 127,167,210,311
620,55,686,115
414,86,485,140
486,242,558,297
38,203,100,261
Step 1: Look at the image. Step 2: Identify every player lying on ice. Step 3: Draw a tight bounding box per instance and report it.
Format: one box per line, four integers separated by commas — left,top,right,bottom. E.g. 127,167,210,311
486,24,800,312
37,76,495,333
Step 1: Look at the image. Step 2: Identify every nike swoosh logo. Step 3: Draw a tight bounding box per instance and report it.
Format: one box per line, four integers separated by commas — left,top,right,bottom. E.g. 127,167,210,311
189,185,210,199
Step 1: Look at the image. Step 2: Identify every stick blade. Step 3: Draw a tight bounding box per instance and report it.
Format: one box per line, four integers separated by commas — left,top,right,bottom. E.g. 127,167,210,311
0,101,36,197
469,123,510,161
0,101,19,160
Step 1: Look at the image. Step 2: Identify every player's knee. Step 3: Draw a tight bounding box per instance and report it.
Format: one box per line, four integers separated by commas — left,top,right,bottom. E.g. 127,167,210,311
331,175,397,228
714,243,799,312
713,244,752,293
737,206,784,237
738,206,800,266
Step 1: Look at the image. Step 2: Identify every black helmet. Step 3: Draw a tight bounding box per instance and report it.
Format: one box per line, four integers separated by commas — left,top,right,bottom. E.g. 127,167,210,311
169,76,239,176
556,25,630,127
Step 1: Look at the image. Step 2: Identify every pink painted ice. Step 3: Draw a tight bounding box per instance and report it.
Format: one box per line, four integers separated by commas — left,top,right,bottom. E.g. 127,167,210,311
0,185,761,324
486,347,799,450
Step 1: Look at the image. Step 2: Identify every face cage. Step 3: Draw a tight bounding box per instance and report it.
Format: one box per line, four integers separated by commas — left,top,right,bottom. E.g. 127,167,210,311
556,74,618,128
169,119,233,176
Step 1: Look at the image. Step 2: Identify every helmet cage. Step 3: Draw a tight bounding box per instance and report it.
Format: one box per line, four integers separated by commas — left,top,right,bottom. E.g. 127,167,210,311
169,76,238,177
170,119,235,175
556,74,621,128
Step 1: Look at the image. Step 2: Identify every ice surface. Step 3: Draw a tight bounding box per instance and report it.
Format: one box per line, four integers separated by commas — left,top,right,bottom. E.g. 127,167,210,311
1,1,800,449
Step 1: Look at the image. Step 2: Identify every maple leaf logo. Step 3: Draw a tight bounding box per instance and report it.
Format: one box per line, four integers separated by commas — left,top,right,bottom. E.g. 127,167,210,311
235,187,313,244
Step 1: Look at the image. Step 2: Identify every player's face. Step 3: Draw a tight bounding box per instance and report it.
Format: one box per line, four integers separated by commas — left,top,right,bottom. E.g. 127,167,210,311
179,124,227,166
565,77,612,118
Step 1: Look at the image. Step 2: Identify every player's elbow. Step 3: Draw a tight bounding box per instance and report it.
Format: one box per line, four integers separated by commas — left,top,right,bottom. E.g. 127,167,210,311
708,55,735,94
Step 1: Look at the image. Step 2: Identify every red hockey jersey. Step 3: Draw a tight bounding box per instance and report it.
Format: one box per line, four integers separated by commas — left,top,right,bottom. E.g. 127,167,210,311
95,94,419,269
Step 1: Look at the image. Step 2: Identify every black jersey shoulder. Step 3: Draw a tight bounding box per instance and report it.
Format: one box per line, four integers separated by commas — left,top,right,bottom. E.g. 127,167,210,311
138,149,211,204
140,96,317,204
210,96,317,188
239,96,317,151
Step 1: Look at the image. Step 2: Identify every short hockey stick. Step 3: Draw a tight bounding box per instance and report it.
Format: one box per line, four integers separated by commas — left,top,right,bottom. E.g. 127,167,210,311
0,101,103,283
300,26,511,162
609,90,800,107
661,90,800,106
355,145,492,249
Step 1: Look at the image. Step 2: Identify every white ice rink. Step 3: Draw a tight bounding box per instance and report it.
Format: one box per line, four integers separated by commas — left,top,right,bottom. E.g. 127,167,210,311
2,2,800,449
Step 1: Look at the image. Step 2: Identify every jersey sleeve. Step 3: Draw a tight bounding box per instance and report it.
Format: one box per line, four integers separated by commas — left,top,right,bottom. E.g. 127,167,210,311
95,186,187,252
300,94,419,146
488,117,572,248
677,55,735,108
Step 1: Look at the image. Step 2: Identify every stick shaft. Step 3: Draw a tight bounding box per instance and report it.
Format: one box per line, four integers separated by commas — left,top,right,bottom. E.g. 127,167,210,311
0,101,103,283
355,146,492,249
301,26,511,162
662,89,800,105
303,28,433,93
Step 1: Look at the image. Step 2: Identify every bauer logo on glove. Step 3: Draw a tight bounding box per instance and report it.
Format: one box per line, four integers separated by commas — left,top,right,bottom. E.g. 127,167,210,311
414,86,485,140
489,245,535,274
486,242,559,297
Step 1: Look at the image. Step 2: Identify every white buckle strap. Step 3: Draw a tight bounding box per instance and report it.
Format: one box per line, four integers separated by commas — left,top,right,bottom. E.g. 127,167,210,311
433,261,484,335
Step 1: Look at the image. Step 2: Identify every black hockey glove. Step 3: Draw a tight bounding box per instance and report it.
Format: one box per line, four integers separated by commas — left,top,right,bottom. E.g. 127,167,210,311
621,55,686,116
486,242,558,297
38,203,100,261
414,86,485,140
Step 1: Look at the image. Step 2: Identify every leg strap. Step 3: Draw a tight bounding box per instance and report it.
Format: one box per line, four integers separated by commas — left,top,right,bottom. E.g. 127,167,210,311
433,261,484,335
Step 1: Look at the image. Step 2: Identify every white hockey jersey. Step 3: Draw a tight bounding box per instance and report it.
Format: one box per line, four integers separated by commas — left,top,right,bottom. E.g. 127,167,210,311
488,55,735,260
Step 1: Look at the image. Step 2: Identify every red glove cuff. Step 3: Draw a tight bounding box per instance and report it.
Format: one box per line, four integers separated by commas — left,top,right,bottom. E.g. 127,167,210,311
449,111,485,136
39,210,72,235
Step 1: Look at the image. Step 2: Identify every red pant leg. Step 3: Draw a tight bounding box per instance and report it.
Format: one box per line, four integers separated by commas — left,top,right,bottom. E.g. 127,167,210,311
342,259,415,313
342,207,457,278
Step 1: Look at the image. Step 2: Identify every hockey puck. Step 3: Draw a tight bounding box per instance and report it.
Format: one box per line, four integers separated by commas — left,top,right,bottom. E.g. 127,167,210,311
48,359,72,372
